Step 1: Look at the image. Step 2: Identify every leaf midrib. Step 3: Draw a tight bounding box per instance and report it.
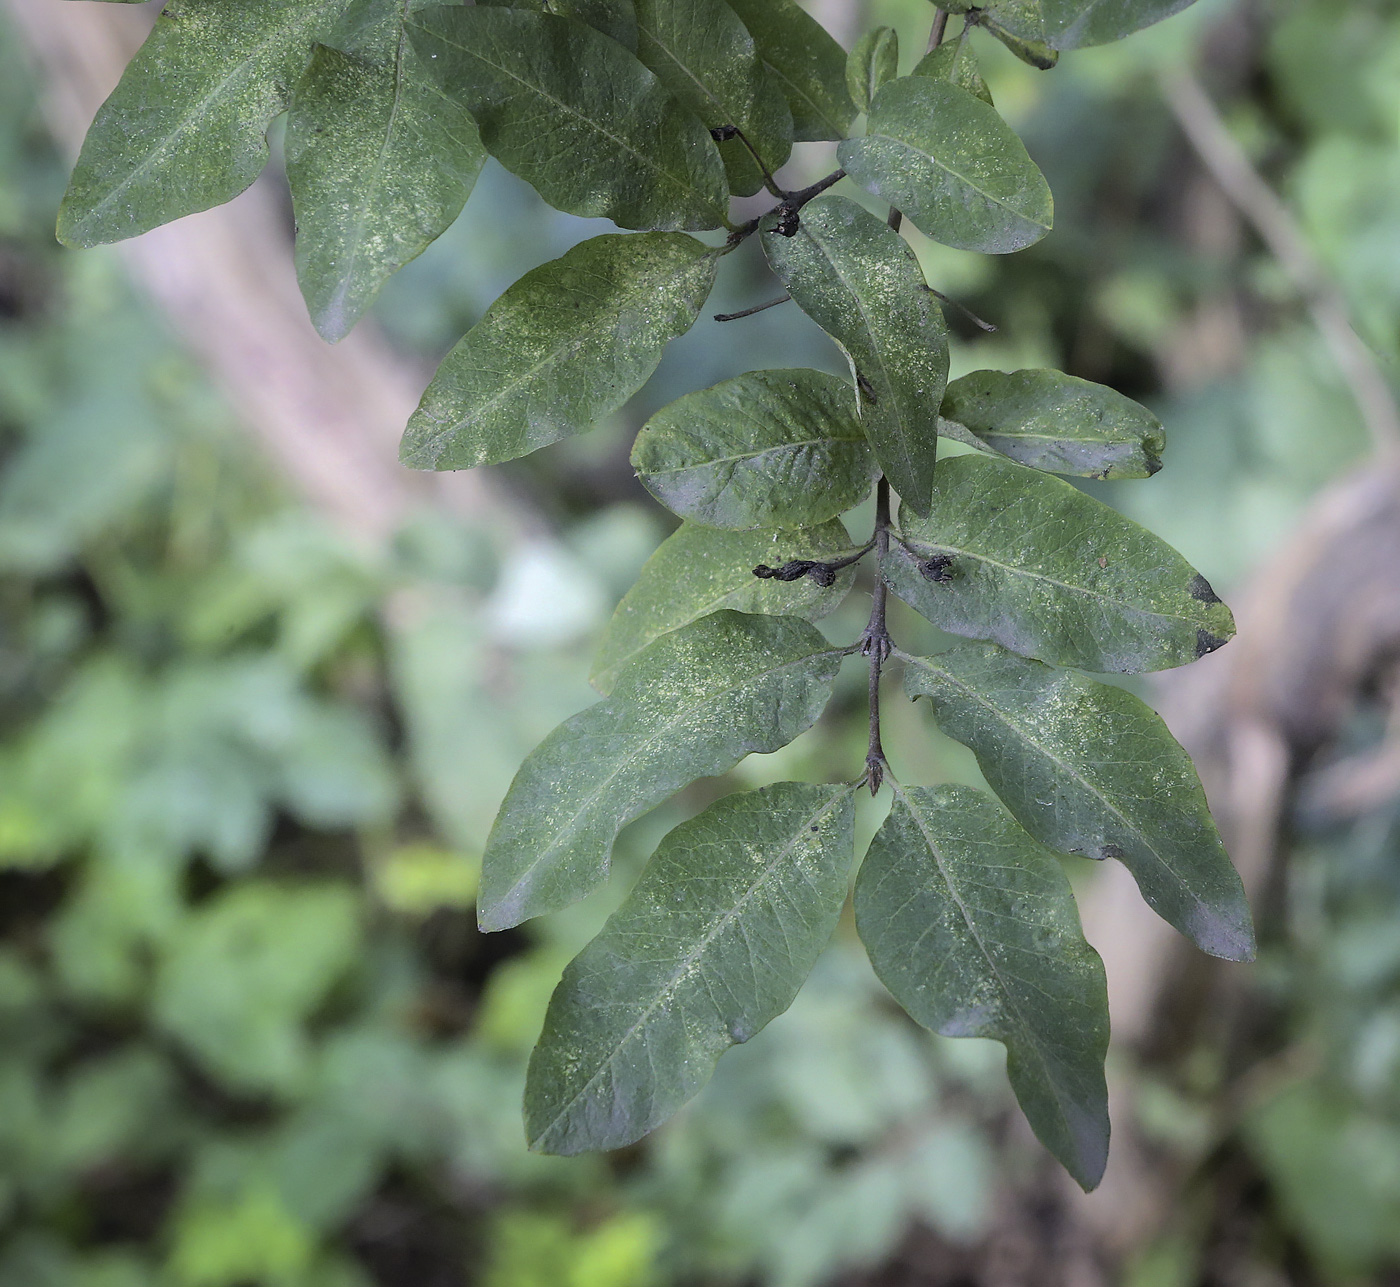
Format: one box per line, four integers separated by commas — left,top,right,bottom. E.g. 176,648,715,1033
905,657,1209,910
533,789,848,1147
416,19,719,216
892,785,1080,1142
641,432,866,474
861,131,1051,231
70,3,340,235
894,535,1211,635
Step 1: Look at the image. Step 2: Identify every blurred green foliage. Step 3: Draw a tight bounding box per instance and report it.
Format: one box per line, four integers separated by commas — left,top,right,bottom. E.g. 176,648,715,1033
4,0,1400,1282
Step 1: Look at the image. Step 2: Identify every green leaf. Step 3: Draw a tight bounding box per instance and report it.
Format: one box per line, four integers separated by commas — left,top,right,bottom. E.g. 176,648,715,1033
940,369,1165,479
631,369,875,529
590,520,859,694
762,196,949,517
976,13,1060,68
724,0,855,142
408,6,728,230
854,783,1110,1190
846,27,900,115
401,233,718,469
633,0,793,197
913,33,993,106
477,0,639,50
285,35,486,342
838,77,1053,255
526,781,854,1153
885,454,1236,673
901,644,1255,961
947,0,1201,52
58,0,352,247
478,611,842,930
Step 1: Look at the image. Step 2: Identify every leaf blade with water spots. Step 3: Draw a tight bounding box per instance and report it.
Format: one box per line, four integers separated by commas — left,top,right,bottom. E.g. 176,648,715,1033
526,781,855,1152
855,783,1110,1190
408,6,728,230
632,0,793,196
724,0,855,142
478,611,842,930
591,520,859,694
286,28,486,341
762,196,949,517
885,453,1235,673
940,369,1165,479
838,77,1052,254
901,644,1255,961
632,369,876,529
58,0,353,247
401,232,717,469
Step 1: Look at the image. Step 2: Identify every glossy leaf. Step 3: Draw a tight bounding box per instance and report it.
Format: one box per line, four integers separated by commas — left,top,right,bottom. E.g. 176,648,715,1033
763,196,948,517
402,233,717,470
591,520,859,694
526,782,855,1153
633,0,793,196
477,0,639,50
913,34,993,105
977,12,1060,68
408,6,728,230
838,77,1053,254
286,31,486,341
477,611,842,930
846,27,900,115
902,644,1255,961
632,369,876,529
724,0,855,142
58,0,352,247
885,454,1235,673
940,369,1165,478
855,783,1110,1190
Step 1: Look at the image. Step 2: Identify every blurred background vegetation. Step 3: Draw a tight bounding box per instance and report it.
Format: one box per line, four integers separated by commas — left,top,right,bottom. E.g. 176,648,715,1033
3,0,1400,1283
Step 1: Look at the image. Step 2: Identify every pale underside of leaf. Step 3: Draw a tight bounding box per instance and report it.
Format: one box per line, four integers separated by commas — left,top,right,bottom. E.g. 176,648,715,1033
854,783,1110,1189
901,645,1255,961
477,611,842,931
526,781,854,1153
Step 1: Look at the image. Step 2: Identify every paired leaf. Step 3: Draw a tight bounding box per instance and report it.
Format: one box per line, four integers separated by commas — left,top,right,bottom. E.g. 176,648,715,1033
838,78,1053,255
846,27,900,115
477,0,639,50
286,32,486,341
401,233,717,470
632,369,875,529
940,369,1164,479
58,0,353,247
527,782,854,1153
902,645,1255,961
855,783,1110,1190
408,6,728,230
633,0,793,197
591,521,858,694
763,196,949,517
724,0,855,142
885,453,1235,673
477,611,842,930
913,33,993,106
